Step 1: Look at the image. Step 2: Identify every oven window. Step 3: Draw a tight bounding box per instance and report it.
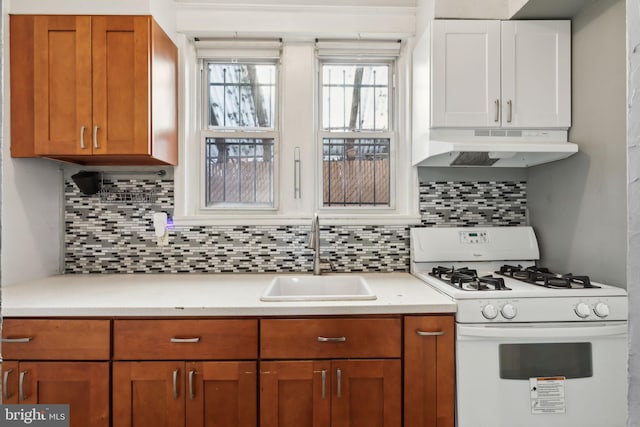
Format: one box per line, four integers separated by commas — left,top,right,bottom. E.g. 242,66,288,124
499,343,593,379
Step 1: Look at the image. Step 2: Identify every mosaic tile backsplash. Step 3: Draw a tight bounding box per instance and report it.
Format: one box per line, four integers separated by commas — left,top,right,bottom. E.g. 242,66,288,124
64,179,527,273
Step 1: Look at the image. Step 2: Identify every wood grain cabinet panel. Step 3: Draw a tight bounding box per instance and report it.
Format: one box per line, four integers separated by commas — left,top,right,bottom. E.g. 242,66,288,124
113,319,258,360
404,315,455,427
1,318,110,360
10,14,177,165
260,318,401,359
1,318,110,427
260,360,400,427
113,319,259,427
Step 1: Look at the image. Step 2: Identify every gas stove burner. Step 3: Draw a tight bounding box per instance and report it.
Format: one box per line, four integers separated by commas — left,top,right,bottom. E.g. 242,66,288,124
429,266,511,291
497,265,600,289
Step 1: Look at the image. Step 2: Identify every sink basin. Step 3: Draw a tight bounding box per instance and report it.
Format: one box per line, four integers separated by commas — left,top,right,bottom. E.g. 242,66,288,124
260,275,377,302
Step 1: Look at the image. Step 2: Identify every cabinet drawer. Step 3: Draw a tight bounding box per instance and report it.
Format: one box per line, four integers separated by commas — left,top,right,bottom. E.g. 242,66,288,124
261,318,401,359
1,319,110,360
113,319,258,360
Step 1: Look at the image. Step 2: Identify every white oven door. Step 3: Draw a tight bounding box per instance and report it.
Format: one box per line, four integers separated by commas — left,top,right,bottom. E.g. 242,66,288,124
456,322,628,427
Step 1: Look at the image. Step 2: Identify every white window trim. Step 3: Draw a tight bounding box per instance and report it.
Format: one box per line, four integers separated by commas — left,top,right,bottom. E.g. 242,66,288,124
173,35,419,227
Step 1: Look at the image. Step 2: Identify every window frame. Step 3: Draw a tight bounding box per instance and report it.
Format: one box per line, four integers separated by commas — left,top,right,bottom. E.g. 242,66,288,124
317,58,398,212
173,36,419,226
198,58,281,212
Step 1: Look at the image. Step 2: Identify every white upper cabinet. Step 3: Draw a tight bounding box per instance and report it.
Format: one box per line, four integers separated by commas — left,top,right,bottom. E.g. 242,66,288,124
430,19,570,129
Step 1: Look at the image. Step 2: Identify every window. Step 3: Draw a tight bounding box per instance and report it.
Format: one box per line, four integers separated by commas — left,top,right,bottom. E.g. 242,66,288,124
202,61,278,208
319,62,394,208
175,38,418,225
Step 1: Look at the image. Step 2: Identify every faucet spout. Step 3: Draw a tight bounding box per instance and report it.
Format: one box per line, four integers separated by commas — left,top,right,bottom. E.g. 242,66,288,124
308,214,322,275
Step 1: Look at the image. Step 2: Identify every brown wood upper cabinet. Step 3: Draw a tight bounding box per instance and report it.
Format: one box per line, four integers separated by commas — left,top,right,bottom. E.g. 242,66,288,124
10,15,178,165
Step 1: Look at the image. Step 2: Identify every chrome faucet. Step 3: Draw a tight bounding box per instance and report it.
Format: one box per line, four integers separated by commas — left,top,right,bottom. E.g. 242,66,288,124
308,213,322,275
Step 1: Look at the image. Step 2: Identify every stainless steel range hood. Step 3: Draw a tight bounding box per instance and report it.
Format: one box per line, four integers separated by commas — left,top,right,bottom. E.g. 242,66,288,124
412,129,578,167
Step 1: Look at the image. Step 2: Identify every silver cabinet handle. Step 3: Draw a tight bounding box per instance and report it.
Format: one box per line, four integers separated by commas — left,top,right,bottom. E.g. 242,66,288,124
494,99,500,122
317,336,346,343
1,337,33,343
507,100,513,123
19,371,27,401
188,370,196,400
3,369,13,400
321,369,327,400
93,125,100,149
80,126,86,149
416,330,446,337
294,147,301,199
170,337,201,343
336,368,342,399
172,369,179,400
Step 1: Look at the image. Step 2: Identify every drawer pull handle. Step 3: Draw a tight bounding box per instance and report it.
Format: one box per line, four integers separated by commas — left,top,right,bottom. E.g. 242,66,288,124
19,371,28,401
317,336,346,343
416,330,445,337
321,370,327,400
3,369,13,400
188,370,196,400
170,337,201,343
2,337,33,343
172,369,179,400
336,368,342,399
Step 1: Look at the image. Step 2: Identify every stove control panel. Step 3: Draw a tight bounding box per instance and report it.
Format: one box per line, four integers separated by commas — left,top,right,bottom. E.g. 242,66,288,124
459,230,489,244
459,297,627,323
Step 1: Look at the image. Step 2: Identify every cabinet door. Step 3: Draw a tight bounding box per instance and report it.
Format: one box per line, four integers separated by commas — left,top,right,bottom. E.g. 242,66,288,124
92,16,150,156
3,362,109,427
33,15,92,156
186,361,257,427
501,21,571,128
331,360,401,427
113,361,185,427
260,361,331,427
404,316,455,427
431,20,501,127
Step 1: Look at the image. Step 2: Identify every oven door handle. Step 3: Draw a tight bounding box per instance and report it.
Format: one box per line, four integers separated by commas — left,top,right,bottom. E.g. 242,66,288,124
458,323,627,339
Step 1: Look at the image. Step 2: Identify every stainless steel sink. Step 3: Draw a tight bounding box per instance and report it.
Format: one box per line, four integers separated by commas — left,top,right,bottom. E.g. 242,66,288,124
260,275,377,301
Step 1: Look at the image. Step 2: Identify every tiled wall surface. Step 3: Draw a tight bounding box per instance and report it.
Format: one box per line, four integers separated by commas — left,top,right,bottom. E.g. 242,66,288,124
420,181,527,226
65,179,527,273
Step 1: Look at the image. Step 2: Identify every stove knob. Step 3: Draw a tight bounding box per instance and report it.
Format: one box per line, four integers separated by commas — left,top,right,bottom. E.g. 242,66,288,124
481,304,498,320
594,302,610,318
575,302,591,319
501,304,517,320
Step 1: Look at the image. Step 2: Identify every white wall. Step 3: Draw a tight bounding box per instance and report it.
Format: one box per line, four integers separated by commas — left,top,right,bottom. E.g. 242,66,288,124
527,0,627,287
627,0,640,422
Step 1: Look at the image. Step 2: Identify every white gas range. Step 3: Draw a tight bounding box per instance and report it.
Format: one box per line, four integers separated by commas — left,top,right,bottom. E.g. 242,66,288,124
410,226,628,427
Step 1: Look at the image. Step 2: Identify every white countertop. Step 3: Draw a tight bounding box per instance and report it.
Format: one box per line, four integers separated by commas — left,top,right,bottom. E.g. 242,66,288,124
1,273,456,317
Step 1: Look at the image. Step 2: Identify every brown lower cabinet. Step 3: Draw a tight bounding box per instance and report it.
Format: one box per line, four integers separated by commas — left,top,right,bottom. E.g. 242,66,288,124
260,359,401,427
0,319,111,427
403,316,456,427
1,361,109,427
1,314,455,427
113,361,257,427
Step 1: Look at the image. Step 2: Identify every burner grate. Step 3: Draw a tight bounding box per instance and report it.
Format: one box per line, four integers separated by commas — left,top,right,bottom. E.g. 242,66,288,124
497,265,599,289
